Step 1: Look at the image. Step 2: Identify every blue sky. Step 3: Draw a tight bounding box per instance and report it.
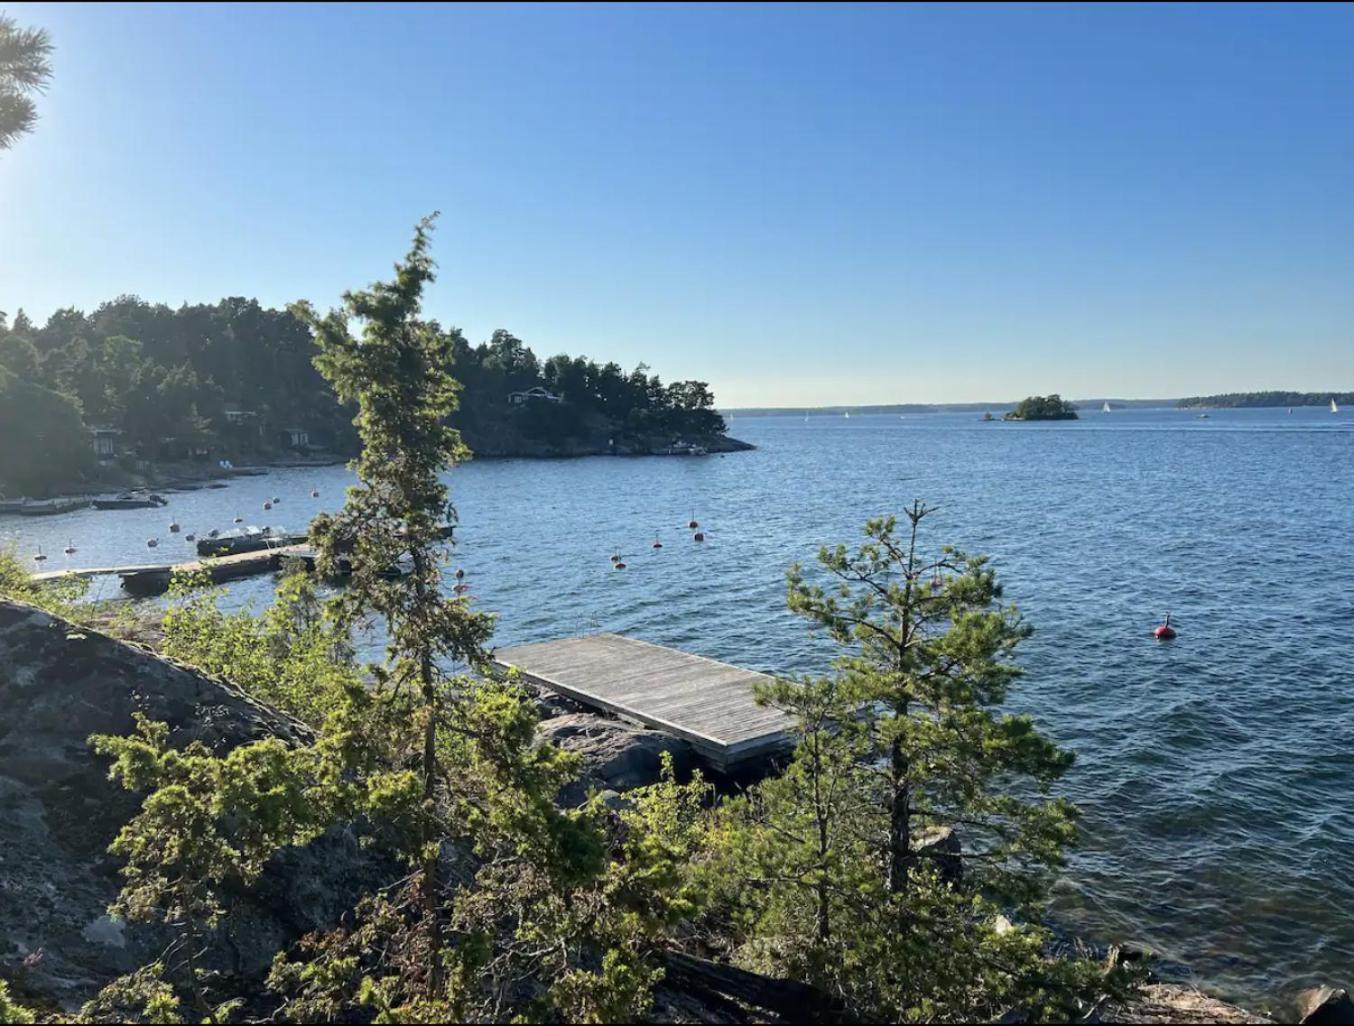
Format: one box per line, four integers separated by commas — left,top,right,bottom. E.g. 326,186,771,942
2,2,1352,406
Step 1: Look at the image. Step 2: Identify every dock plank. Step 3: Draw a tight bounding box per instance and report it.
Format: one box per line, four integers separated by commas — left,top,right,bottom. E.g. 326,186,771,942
492,633,793,771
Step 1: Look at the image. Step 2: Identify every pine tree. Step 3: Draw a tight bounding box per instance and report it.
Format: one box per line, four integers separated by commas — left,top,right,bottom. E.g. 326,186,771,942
706,502,1119,1021
293,213,495,997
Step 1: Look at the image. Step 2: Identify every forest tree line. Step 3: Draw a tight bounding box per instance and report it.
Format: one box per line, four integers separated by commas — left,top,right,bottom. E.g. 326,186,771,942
1176,390,1352,409
0,299,727,494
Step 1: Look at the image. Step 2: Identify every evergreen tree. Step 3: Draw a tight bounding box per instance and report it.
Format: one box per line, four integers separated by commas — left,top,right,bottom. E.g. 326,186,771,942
293,213,496,998
0,13,52,152
705,502,1118,1021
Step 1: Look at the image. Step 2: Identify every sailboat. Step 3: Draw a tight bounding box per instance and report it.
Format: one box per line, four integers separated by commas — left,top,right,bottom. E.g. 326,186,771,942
843,410,850,419
1102,401,1112,413
1332,398,1339,414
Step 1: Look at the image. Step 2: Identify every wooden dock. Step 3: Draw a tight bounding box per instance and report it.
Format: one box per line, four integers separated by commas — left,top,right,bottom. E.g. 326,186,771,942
491,633,794,772
31,544,316,596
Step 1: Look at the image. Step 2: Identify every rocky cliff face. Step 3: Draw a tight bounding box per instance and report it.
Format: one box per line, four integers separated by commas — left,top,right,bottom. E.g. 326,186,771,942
0,599,392,1012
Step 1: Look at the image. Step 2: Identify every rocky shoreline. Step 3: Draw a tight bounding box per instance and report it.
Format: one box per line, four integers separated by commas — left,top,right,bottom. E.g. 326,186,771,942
3,455,349,505
1,597,1345,1024
10,435,754,504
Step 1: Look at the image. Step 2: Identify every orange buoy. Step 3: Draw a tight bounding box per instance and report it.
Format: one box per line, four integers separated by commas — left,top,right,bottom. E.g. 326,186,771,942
1154,613,1177,640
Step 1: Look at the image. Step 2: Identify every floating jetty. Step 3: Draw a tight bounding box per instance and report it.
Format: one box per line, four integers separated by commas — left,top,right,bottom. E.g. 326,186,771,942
31,544,318,597
491,633,793,772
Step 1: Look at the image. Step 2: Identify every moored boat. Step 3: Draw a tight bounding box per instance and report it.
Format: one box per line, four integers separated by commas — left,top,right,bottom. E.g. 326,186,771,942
196,526,302,558
17,497,92,516
93,491,168,510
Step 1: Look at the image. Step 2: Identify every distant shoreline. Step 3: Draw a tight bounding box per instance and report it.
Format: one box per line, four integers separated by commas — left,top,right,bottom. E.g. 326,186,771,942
726,394,1350,416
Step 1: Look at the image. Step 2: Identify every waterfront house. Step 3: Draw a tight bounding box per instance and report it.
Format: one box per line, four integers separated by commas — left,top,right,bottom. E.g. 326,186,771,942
280,426,310,450
89,426,120,462
507,386,564,405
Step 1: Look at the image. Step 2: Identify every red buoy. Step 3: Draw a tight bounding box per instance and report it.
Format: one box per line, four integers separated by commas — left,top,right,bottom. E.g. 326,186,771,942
1154,613,1177,640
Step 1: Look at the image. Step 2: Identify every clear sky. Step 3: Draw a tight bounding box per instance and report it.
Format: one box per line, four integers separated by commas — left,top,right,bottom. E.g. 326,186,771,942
2,2,1352,407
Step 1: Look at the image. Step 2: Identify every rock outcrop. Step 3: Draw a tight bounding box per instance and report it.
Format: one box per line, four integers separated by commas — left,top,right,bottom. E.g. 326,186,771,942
1298,986,1354,1026
0,598,392,1011
1109,984,1273,1024
537,713,694,796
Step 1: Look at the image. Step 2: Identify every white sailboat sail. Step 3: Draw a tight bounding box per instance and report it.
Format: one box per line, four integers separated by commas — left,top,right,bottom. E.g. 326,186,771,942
1103,401,1112,413
1332,398,1339,414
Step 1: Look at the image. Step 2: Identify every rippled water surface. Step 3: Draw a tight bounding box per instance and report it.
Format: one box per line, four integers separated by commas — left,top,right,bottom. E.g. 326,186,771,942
5,406,1353,1006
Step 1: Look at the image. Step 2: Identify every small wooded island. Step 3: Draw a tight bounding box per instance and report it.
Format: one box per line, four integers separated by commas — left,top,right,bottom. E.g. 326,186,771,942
1004,394,1080,420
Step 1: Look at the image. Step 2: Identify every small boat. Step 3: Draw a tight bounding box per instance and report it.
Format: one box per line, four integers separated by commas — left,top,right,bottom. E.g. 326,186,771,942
20,497,92,516
843,410,850,419
693,531,705,542
1197,413,1209,419
263,501,273,511
981,412,995,422
93,492,166,510
168,521,181,533
311,488,319,498
185,533,196,542
146,538,158,549
1103,402,1112,413
233,515,243,523
32,546,47,562
63,541,76,555
1332,398,1340,414
196,527,304,558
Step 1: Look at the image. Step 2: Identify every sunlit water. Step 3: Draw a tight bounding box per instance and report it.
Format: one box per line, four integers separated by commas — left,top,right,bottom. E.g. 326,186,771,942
5,406,1352,1007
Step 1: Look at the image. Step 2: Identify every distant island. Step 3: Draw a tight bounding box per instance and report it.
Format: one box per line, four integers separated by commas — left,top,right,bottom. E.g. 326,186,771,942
1176,391,1352,409
1003,394,1079,421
